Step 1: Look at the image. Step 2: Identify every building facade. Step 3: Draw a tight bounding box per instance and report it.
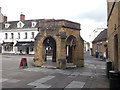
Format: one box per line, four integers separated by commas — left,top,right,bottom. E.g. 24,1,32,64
34,19,84,69
84,41,90,52
92,29,108,59
0,7,4,23
107,1,120,71
0,14,42,54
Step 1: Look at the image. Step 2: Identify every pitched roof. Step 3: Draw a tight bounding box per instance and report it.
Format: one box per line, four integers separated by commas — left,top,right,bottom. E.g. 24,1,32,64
92,29,107,43
2,19,44,29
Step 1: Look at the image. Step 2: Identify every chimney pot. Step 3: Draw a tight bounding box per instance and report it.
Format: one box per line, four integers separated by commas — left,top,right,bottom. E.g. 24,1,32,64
20,14,25,21
4,16,7,22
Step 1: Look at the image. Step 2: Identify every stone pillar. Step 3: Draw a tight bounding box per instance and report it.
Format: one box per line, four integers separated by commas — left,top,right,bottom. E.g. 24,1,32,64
56,38,66,69
34,34,44,67
74,38,84,67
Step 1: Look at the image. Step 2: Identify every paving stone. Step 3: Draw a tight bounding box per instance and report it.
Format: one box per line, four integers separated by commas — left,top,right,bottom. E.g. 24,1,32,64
71,72,80,76
0,79,8,83
65,81,85,88
80,72,93,76
35,84,51,88
6,79,20,83
27,76,55,86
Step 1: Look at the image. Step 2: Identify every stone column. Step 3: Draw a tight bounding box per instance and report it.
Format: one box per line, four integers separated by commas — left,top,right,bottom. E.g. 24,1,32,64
74,37,84,67
56,38,66,69
34,34,44,67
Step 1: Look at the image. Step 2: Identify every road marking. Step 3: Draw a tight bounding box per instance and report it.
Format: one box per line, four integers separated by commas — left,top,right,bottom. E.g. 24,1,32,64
65,81,85,88
27,76,55,88
35,84,51,88
0,79,8,83
71,72,80,76
80,72,92,76
6,79,20,83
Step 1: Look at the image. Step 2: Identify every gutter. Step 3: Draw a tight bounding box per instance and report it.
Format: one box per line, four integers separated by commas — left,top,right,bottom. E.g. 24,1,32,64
107,0,116,22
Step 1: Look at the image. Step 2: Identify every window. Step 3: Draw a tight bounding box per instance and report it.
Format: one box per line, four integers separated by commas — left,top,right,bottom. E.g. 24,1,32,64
5,33,8,39
30,47,34,52
11,33,14,39
17,21,24,28
31,22,37,27
31,32,34,39
4,46,13,51
98,44,102,53
18,33,20,39
5,23,10,28
25,32,27,39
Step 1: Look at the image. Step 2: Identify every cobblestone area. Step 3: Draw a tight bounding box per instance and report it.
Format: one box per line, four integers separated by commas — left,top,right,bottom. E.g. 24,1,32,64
1,52,109,89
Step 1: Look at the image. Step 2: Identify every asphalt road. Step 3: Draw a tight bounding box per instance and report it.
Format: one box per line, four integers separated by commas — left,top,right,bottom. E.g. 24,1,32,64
1,52,109,89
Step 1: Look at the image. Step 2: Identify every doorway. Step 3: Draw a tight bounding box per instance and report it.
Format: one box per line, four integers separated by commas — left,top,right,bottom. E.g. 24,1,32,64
66,35,76,63
26,47,29,54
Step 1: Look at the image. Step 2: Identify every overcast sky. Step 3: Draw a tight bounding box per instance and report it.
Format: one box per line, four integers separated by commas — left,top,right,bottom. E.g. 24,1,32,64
0,0,107,42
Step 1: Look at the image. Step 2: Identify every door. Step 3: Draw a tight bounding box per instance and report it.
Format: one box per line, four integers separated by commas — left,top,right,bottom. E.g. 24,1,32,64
114,34,118,70
26,47,29,54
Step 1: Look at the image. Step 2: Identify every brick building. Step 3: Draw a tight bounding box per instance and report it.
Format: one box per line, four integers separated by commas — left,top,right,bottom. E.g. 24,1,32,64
92,29,108,59
34,19,84,69
107,1,120,71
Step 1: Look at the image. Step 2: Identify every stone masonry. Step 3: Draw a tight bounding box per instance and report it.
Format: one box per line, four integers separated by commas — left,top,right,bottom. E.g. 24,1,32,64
107,2,120,71
34,19,84,69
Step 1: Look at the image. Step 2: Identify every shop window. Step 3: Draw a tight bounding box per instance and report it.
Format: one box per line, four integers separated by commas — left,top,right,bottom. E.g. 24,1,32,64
98,44,102,53
17,47,20,51
30,47,34,52
4,46,13,51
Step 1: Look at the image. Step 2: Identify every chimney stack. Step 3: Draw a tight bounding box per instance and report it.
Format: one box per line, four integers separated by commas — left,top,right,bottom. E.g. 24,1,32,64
20,13,25,21
4,16,7,22
0,7,1,13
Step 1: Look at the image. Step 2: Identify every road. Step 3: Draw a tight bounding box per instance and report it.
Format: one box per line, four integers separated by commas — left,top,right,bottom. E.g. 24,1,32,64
1,52,109,89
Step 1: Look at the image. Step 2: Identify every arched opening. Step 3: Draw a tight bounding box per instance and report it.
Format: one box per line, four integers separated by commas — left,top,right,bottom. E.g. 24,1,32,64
66,35,77,63
43,36,56,62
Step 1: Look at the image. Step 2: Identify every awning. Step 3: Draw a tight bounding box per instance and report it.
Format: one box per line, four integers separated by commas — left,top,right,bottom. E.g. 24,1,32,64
1,42,14,46
15,41,34,47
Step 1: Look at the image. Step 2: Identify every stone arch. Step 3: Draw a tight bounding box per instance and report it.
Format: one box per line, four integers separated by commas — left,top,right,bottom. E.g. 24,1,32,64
66,35,77,64
42,36,56,62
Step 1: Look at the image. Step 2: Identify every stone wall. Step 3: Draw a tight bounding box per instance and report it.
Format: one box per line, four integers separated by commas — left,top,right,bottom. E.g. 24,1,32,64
107,2,120,71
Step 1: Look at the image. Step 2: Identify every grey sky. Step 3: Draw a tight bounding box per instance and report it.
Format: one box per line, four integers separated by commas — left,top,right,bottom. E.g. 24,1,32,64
0,0,107,42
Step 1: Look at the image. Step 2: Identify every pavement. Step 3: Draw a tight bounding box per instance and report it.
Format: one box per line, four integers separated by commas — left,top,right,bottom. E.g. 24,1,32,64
1,52,109,89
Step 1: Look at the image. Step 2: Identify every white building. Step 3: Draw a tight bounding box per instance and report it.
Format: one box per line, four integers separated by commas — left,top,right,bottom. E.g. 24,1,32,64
0,7,4,23
0,14,43,54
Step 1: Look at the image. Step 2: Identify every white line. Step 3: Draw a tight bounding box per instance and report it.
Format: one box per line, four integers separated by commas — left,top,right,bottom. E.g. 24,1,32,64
65,81,85,88
27,76,55,87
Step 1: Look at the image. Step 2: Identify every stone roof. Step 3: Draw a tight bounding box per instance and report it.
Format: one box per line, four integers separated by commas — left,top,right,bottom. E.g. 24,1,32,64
92,29,107,43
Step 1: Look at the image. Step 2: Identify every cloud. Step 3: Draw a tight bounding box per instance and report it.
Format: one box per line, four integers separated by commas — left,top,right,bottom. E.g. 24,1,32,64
79,2,107,23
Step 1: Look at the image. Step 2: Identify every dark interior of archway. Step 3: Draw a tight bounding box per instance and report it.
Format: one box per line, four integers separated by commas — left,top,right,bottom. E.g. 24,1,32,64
66,45,73,63
43,37,56,62
66,36,76,63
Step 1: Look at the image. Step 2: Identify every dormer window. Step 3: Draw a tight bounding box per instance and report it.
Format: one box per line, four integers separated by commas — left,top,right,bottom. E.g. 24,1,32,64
17,21,24,28
5,23,10,28
31,22,37,27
